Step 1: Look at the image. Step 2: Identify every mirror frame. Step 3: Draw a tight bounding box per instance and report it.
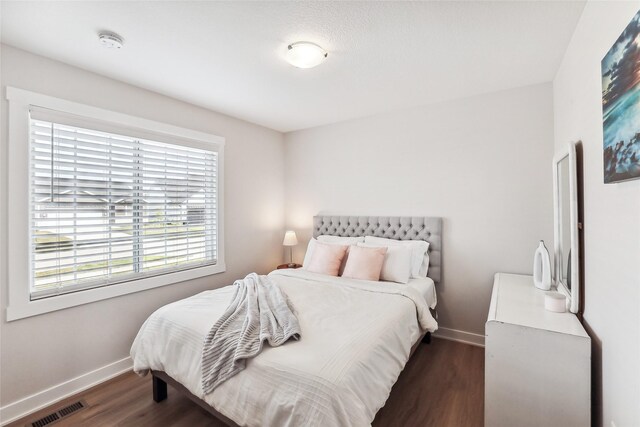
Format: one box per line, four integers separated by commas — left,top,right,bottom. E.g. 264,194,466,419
552,142,580,314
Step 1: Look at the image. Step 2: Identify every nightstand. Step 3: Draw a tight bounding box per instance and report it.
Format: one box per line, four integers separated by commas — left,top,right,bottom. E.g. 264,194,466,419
277,263,302,270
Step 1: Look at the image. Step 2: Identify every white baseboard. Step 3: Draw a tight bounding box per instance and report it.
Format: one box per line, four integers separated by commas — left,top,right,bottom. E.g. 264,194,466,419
0,356,132,426
433,327,485,347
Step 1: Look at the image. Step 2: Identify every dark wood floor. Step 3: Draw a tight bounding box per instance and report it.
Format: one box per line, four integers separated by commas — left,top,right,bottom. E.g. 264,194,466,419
9,338,484,427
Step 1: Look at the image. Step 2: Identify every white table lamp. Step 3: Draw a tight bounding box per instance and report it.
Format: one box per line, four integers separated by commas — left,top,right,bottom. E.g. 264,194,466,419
283,230,298,267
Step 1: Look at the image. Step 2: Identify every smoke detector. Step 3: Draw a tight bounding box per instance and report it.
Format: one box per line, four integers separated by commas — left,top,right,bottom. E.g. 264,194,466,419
98,32,124,49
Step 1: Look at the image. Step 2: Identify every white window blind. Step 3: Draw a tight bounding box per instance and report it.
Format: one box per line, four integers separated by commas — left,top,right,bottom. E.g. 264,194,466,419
29,109,218,299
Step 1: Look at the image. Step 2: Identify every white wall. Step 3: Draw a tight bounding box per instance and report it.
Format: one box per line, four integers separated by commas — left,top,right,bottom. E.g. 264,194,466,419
553,2,640,425
284,83,555,337
0,45,285,409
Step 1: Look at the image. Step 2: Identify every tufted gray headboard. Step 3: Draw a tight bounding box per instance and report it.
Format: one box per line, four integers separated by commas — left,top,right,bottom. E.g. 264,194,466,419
313,215,442,284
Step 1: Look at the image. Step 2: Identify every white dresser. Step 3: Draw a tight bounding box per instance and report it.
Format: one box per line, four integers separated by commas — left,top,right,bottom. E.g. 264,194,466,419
485,273,590,427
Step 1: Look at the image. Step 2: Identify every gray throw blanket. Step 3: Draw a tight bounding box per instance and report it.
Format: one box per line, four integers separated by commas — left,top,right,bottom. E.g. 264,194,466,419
201,273,301,394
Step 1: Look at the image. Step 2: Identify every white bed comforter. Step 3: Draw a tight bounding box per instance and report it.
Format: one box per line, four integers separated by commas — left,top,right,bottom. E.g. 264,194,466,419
131,269,438,427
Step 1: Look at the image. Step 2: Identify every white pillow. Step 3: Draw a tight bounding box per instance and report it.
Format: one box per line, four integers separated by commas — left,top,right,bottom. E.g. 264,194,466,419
420,252,430,278
363,236,429,278
317,235,365,245
302,239,318,268
358,243,412,284
303,237,364,272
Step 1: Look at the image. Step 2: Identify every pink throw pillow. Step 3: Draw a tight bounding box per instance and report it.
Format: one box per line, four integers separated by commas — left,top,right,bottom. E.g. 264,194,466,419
342,245,388,281
305,242,348,276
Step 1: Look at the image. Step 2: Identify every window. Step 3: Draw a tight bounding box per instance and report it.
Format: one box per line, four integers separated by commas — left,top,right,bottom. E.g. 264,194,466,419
30,114,219,298
7,88,225,320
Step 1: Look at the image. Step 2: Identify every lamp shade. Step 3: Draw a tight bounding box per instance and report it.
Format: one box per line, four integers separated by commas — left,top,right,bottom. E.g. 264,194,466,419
283,230,298,246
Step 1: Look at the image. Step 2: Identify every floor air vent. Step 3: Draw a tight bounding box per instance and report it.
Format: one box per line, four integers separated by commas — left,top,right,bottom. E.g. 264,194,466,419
30,413,59,427
57,401,84,417
29,400,86,427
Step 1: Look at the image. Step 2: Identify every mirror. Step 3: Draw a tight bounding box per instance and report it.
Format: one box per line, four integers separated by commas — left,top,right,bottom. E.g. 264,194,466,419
559,156,571,290
553,142,580,314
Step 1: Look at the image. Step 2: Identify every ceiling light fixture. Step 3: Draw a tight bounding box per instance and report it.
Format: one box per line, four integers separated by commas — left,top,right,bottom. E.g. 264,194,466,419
286,42,327,69
98,32,124,49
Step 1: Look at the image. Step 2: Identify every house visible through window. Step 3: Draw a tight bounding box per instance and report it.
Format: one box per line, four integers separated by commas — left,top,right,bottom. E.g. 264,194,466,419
30,114,219,299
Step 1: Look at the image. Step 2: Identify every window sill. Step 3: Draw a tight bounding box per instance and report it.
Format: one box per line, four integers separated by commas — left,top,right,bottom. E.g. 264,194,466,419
6,263,226,321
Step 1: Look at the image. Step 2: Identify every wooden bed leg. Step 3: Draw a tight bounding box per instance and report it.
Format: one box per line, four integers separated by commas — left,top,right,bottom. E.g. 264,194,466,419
422,332,431,344
153,375,168,402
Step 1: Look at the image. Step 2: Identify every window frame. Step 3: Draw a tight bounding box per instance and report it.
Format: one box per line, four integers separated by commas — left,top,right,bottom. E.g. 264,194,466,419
6,87,226,321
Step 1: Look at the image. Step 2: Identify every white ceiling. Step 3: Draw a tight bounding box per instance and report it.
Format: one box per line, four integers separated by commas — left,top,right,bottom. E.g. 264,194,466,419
1,1,585,132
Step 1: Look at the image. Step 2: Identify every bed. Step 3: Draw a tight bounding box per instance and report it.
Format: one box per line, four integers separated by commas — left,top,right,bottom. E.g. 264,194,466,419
131,215,442,427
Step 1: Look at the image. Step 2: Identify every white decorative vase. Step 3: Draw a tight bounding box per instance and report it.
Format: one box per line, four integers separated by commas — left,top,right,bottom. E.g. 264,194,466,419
533,240,552,291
